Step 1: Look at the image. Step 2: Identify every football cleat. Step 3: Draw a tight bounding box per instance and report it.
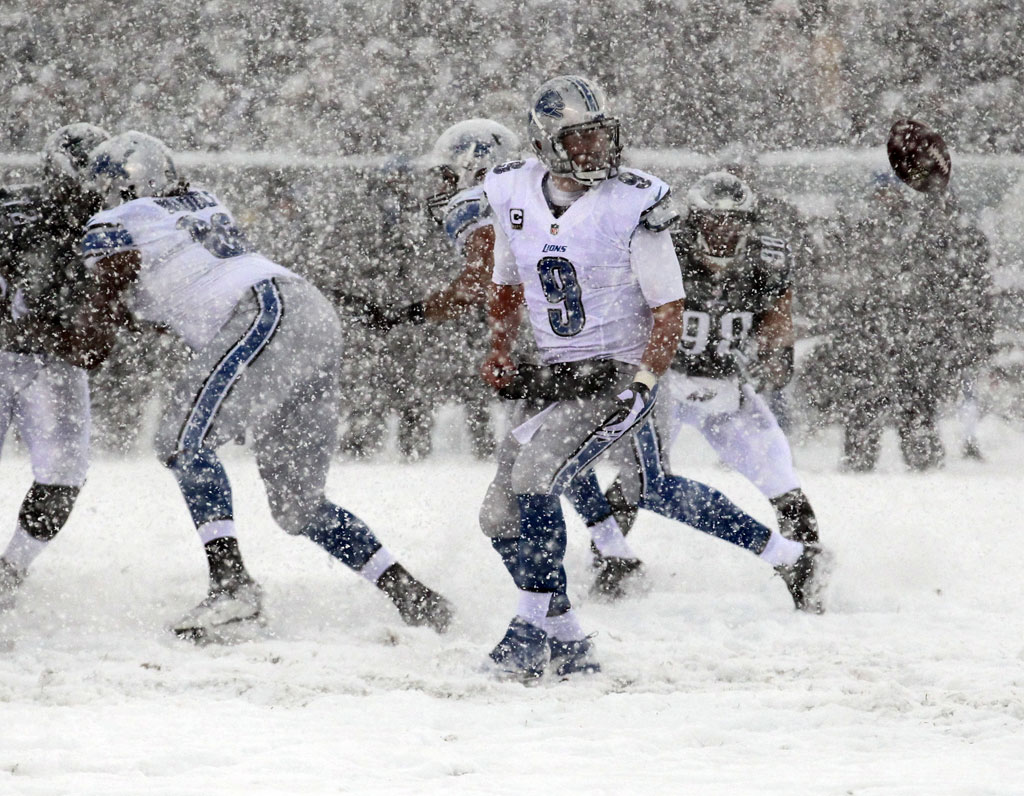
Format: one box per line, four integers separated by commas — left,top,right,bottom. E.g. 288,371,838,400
548,635,601,677
376,563,453,634
0,559,23,614
488,617,550,682
590,553,645,600
172,577,264,644
776,543,831,614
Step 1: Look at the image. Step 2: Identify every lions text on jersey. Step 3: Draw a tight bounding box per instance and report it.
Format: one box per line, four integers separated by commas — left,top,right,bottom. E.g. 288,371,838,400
485,159,683,366
80,189,295,349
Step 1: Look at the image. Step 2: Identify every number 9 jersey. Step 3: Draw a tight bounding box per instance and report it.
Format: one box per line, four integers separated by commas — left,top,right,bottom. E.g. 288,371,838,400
484,158,684,366
81,189,296,349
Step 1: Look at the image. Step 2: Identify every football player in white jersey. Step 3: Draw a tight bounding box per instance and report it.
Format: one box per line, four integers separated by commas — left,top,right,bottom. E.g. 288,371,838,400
71,131,452,642
0,123,109,613
352,118,646,590
476,76,818,681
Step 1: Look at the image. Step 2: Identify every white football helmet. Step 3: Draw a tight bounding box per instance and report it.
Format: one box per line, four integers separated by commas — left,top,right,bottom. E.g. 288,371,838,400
424,118,520,221
526,75,621,186
87,130,179,208
40,122,110,192
686,171,756,268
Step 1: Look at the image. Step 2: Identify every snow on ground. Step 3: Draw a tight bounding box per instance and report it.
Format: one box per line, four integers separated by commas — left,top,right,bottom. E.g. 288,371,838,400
1,411,1023,795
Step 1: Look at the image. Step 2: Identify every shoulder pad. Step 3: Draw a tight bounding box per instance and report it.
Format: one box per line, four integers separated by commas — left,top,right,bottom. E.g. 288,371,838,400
490,160,525,175
749,235,793,298
754,234,792,267
443,188,490,249
616,170,657,190
640,188,679,232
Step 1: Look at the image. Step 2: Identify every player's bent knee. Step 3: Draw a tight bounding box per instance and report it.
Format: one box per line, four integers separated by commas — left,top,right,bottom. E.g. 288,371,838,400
267,494,323,535
479,481,520,540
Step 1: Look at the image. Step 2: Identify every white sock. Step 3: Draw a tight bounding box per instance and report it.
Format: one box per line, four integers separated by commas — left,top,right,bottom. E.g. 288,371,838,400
197,519,236,545
2,524,49,574
544,608,586,641
516,590,553,628
759,530,804,567
359,547,397,583
589,515,637,559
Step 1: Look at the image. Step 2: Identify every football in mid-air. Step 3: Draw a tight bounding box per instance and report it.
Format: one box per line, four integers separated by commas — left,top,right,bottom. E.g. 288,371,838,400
887,118,951,193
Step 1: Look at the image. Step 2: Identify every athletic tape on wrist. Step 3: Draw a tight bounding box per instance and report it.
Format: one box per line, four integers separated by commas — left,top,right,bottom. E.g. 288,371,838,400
633,369,658,390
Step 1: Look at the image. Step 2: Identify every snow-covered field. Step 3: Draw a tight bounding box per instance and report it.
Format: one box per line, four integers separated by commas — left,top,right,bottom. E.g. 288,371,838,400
1,412,1022,795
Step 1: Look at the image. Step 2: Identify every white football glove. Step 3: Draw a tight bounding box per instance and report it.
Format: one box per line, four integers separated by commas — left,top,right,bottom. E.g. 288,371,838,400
594,371,658,442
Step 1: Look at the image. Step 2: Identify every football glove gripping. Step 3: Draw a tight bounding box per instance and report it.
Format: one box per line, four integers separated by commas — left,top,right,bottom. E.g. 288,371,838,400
594,371,658,442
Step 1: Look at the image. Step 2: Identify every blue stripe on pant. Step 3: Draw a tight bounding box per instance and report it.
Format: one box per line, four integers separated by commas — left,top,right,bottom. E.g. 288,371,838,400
631,419,771,553
176,280,283,455
513,394,656,596
169,280,282,529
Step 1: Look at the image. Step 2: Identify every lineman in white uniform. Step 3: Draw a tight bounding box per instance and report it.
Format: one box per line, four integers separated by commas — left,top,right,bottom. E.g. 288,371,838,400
0,123,109,612
478,76,793,681
75,131,452,641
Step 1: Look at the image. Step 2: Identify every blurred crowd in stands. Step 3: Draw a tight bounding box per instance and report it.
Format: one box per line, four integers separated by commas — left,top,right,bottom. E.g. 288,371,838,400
3,0,1023,466
3,0,1024,155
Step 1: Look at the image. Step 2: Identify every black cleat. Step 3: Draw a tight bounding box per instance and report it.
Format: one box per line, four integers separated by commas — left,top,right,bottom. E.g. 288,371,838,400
548,635,601,677
776,543,830,614
487,617,549,682
376,563,453,633
590,554,644,600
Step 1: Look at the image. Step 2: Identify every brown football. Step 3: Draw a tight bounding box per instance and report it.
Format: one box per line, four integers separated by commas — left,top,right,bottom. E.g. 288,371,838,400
887,119,951,193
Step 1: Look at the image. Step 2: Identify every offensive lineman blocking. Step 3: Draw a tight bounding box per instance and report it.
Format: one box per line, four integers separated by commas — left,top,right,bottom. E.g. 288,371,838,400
72,131,452,641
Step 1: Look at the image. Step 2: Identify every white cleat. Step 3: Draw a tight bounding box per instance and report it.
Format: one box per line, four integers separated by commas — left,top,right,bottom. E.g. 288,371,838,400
172,579,264,645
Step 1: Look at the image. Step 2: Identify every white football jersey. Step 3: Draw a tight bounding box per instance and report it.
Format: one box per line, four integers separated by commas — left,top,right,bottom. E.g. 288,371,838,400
484,158,683,366
441,185,490,253
81,189,295,349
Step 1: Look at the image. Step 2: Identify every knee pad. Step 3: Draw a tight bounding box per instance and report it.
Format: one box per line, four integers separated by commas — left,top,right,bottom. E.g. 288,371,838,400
479,479,521,540
267,492,322,535
19,483,81,542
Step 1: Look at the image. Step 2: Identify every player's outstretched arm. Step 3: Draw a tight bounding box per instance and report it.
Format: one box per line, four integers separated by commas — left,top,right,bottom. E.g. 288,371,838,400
641,298,685,377
60,250,141,369
423,225,494,322
480,282,523,390
754,288,796,390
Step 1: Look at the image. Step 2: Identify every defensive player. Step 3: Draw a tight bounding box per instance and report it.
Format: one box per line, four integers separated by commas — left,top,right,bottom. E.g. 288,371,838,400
605,171,827,608
73,131,452,641
477,76,814,681
0,123,109,612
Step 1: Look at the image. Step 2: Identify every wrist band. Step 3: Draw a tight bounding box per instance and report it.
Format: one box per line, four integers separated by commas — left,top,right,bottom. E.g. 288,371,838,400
633,369,658,390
